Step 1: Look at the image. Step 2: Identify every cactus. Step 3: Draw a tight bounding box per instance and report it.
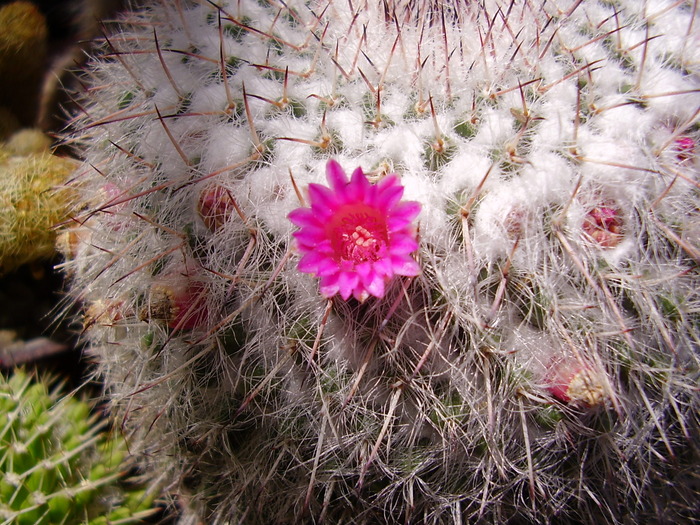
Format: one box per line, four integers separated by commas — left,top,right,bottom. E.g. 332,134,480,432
0,131,78,273
0,1,48,127
61,0,699,523
0,369,160,524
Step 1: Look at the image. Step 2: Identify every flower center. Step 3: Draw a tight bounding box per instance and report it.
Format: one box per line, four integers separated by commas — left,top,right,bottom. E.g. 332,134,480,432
329,205,388,263
341,225,382,261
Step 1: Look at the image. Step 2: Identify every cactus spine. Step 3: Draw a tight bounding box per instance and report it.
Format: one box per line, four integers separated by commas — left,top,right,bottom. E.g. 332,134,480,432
62,1,699,523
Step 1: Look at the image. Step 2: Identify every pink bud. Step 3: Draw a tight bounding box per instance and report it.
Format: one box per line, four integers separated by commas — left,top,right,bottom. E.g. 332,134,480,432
582,204,623,248
143,278,208,331
674,136,695,162
503,205,530,239
198,185,236,232
545,357,608,406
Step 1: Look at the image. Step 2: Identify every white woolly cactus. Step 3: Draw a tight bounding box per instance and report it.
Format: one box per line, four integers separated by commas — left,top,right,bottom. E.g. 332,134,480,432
61,0,699,523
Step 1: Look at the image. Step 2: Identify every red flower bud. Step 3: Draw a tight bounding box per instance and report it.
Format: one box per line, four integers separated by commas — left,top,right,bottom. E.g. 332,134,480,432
545,357,608,406
582,204,623,249
674,136,695,162
198,184,236,232
142,278,208,331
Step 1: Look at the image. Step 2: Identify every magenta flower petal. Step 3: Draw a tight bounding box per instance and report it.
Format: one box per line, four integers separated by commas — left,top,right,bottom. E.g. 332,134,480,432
364,273,385,298
348,166,371,201
355,261,373,281
317,256,340,276
288,160,421,301
293,229,325,248
337,271,360,300
390,255,421,276
308,183,339,214
377,174,400,192
320,277,339,298
298,251,326,273
326,159,349,193
372,257,394,278
389,235,419,254
376,178,404,210
387,203,422,232
392,200,421,220
288,208,320,228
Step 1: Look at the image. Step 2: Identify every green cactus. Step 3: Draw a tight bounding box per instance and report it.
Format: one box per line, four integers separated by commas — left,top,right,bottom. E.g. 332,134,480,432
0,369,160,524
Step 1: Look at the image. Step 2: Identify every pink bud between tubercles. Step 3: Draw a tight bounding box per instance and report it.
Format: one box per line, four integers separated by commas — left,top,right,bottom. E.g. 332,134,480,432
545,357,608,406
143,278,208,331
582,204,623,249
198,184,236,232
674,136,695,162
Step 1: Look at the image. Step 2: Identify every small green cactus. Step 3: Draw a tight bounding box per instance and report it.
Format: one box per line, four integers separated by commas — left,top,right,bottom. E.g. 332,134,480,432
0,369,160,524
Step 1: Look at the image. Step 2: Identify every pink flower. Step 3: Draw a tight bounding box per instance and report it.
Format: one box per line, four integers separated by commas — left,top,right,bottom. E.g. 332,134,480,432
289,160,421,301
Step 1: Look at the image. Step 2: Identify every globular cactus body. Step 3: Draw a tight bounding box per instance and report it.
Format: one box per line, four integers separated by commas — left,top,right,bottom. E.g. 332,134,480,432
63,0,699,523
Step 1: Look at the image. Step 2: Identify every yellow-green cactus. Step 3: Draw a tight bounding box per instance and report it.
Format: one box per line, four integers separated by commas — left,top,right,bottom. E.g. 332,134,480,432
4,129,52,157
0,133,77,273
0,1,48,126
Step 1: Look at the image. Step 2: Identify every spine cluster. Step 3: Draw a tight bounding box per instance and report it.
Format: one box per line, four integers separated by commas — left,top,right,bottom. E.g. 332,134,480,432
62,1,699,523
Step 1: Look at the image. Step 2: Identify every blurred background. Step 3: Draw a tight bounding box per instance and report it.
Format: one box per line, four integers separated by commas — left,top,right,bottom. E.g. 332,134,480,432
0,0,125,380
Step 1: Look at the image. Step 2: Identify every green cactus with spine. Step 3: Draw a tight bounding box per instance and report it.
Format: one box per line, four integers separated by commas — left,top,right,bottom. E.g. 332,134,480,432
0,369,160,524
61,0,699,523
